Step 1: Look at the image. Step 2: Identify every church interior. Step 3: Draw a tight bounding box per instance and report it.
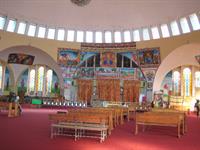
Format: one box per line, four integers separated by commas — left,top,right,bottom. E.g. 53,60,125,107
0,0,200,150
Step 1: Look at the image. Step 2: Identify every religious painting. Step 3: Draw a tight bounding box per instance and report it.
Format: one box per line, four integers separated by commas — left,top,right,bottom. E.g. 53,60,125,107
60,67,78,79
96,68,119,79
142,68,157,82
137,48,160,67
76,68,95,79
8,53,35,65
57,48,80,66
120,68,135,79
17,69,28,92
137,69,146,81
147,82,153,89
101,52,116,67
63,78,73,89
119,51,139,66
80,51,98,63
161,71,172,91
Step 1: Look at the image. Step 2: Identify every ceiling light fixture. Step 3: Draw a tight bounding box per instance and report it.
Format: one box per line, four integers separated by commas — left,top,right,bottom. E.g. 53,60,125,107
71,0,91,7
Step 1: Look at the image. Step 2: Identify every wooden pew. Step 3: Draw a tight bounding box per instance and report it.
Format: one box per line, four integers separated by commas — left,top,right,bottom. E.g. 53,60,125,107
0,101,9,110
49,113,109,142
92,107,124,126
151,108,187,133
135,112,183,138
107,106,124,125
67,109,113,134
0,102,20,117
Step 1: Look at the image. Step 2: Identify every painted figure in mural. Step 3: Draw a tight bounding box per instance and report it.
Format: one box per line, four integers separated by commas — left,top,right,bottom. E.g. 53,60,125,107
138,52,145,65
21,56,34,65
103,53,113,66
6,78,9,90
21,79,24,88
54,82,59,95
152,50,160,64
144,51,153,64
70,81,76,101
195,99,200,117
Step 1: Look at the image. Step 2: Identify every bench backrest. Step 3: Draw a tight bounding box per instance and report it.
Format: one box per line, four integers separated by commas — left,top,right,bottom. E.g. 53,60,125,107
49,113,107,125
136,112,180,124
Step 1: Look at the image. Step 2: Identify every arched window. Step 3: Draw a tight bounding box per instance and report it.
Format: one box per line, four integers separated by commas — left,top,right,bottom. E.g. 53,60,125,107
0,65,3,89
37,66,44,92
173,71,180,95
195,71,200,87
19,65,59,97
183,68,191,96
46,69,53,94
29,69,35,93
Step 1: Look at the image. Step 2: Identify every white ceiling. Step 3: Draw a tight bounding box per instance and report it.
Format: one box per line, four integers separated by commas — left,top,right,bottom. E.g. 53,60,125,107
0,0,199,30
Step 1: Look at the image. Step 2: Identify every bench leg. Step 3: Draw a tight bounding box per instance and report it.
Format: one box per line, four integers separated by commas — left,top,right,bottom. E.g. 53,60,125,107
182,121,185,135
142,125,145,132
100,130,103,143
184,118,187,133
51,126,54,139
178,124,180,138
135,124,138,135
108,128,111,135
75,128,78,141
128,112,130,122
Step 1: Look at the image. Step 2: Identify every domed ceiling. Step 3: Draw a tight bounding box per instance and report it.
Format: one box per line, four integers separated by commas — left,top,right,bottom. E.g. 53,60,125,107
0,0,199,30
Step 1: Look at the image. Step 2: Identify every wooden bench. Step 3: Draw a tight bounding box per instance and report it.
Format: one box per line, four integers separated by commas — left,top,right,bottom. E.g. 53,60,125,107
49,113,109,142
67,109,113,133
0,102,20,117
88,107,123,126
51,122,78,140
135,112,183,138
151,108,187,134
0,101,9,111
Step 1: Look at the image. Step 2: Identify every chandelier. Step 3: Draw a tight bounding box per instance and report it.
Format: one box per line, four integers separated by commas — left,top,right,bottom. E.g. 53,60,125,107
195,55,200,64
71,0,91,7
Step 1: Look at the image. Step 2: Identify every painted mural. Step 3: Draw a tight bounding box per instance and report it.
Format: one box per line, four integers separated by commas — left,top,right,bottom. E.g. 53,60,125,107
142,68,157,82
120,51,138,66
101,52,116,67
96,68,119,79
120,68,135,79
57,43,160,101
17,69,28,93
57,49,80,66
77,68,95,79
8,53,35,65
60,66,78,88
137,47,160,68
80,51,98,64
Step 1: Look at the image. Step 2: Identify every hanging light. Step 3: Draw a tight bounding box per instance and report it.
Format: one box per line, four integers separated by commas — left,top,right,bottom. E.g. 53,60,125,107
71,0,91,7
195,55,200,64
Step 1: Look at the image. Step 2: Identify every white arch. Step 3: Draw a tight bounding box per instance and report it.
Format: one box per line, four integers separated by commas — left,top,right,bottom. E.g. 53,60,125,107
153,43,200,92
0,45,64,93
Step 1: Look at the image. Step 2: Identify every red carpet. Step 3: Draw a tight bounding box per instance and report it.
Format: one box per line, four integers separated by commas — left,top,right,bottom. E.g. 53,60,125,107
0,108,200,150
